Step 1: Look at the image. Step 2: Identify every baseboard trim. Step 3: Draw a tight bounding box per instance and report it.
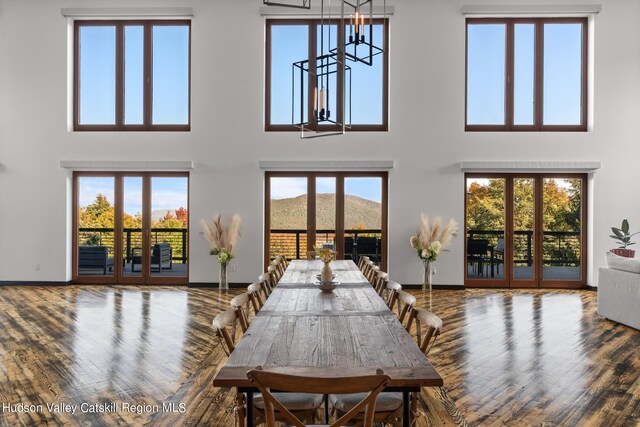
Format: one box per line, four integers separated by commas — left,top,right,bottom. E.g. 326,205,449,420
0,281,73,286
188,282,250,289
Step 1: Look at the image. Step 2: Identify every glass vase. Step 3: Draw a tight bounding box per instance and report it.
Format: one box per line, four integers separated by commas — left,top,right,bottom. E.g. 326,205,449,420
220,262,229,290
423,260,434,292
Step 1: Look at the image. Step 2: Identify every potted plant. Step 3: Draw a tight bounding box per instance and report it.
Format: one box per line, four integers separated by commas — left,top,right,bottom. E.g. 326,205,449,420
610,218,638,258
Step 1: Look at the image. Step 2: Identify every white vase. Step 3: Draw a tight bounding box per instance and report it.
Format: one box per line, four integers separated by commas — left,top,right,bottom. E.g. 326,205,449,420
321,261,333,283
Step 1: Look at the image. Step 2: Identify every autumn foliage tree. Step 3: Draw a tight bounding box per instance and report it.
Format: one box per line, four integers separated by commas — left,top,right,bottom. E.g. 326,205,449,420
79,194,188,259
466,178,582,266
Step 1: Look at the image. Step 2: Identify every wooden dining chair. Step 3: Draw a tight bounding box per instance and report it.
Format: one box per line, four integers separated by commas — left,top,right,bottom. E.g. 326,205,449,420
268,264,281,284
404,307,443,355
212,308,245,356
258,272,275,295
361,260,373,280
367,265,380,285
307,250,317,260
247,282,266,313
357,256,370,271
275,254,288,271
229,292,252,332
373,270,389,296
248,367,390,427
394,290,417,326
363,262,377,284
385,281,402,310
273,256,286,277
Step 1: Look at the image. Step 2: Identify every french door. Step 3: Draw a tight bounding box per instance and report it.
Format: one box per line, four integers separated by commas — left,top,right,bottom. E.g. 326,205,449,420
73,172,189,284
265,172,388,271
465,173,586,288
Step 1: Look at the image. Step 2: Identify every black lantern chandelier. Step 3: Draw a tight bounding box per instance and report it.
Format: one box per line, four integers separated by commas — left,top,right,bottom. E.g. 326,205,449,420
337,0,384,66
265,0,386,138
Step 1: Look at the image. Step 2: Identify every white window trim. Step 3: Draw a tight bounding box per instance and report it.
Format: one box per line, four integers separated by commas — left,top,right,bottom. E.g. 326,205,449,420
61,8,194,18
460,161,600,173
60,160,194,171
461,4,601,17
259,160,394,171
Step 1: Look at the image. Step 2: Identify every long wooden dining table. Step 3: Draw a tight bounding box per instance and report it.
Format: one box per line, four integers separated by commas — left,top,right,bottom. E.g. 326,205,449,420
213,259,443,426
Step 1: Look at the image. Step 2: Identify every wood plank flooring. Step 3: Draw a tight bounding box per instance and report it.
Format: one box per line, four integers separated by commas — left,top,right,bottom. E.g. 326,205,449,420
0,286,638,426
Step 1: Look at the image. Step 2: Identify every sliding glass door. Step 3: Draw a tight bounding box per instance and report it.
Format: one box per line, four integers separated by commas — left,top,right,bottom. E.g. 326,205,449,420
77,175,116,279
344,177,384,264
465,173,586,288
74,172,189,284
265,172,388,270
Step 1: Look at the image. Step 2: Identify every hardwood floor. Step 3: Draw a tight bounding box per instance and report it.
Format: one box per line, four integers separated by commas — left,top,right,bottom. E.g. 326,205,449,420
418,289,640,427
0,286,638,426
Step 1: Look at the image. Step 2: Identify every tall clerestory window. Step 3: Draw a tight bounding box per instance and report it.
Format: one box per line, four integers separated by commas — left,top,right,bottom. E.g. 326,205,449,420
466,18,587,131
74,20,191,131
265,19,388,131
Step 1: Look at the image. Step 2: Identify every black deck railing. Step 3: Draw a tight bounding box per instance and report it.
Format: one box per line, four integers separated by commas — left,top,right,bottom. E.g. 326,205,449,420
79,228,188,263
467,229,581,267
270,229,382,261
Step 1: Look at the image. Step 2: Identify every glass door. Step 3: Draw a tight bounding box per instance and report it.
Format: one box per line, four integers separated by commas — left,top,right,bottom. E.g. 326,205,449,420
267,176,309,262
76,175,116,281
344,176,384,266
541,176,584,286
121,176,144,281
510,176,537,286
465,176,508,286
149,176,189,282
465,173,586,288
74,172,189,284
315,177,336,253
265,172,388,270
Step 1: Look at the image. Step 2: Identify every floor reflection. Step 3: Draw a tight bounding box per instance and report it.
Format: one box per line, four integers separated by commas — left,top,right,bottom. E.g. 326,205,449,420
70,288,188,398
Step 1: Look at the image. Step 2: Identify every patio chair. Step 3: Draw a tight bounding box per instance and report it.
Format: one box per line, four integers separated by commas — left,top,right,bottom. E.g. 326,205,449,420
78,245,114,275
467,239,489,277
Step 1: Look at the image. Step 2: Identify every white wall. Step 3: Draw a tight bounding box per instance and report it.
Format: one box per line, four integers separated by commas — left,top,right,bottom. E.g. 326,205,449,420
1,0,638,286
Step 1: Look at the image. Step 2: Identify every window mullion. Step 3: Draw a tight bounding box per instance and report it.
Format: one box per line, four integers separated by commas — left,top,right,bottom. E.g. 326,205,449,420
115,23,124,130
505,19,514,130
535,19,544,131
144,23,152,129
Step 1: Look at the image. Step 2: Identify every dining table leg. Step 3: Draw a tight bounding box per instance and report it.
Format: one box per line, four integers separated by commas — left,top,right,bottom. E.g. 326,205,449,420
246,391,254,427
324,394,330,423
403,390,410,426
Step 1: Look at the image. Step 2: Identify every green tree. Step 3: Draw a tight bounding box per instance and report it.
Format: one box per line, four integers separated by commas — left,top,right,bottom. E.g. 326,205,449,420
79,194,114,228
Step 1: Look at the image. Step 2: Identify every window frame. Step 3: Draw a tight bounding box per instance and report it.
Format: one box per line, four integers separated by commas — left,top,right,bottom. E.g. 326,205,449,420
73,19,191,132
465,17,587,132
265,18,389,132
264,171,388,271
463,173,587,289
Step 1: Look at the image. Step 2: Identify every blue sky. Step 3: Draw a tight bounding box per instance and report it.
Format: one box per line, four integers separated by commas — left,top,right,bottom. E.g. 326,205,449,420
79,177,188,216
270,177,382,203
467,22,582,125
79,25,189,125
